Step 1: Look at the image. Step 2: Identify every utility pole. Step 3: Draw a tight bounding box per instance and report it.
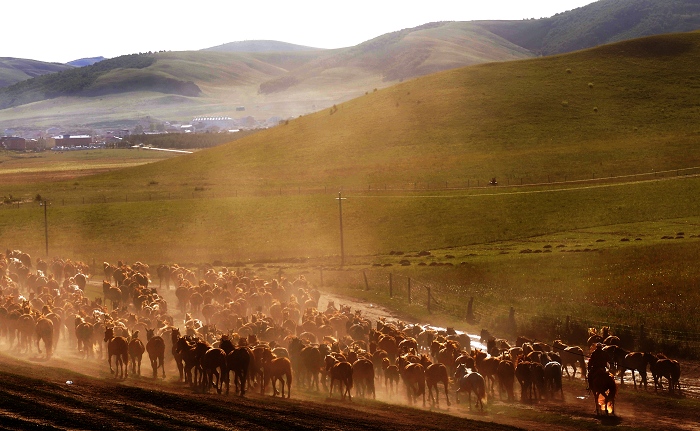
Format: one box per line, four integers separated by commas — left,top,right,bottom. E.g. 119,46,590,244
336,192,347,267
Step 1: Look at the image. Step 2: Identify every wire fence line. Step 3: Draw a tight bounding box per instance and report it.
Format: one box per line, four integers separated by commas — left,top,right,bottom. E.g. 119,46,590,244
3,165,700,210
314,268,700,355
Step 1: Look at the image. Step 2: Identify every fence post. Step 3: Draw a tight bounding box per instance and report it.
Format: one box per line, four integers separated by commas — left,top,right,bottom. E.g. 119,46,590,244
363,271,369,291
320,269,324,287
467,296,474,322
408,278,411,303
389,273,393,297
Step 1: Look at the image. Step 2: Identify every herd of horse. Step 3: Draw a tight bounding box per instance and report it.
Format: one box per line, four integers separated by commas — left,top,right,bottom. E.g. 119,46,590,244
0,249,685,418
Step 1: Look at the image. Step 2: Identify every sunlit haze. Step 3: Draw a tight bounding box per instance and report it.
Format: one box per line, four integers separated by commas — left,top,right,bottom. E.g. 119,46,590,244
5,0,599,63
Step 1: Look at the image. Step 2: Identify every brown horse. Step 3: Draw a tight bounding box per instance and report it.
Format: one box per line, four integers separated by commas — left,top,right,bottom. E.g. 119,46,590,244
171,327,185,382
588,367,617,415
146,328,166,379
35,316,54,360
398,355,425,406
420,356,450,407
201,347,227,394
352,358,375,399
103,281,122,311
381,357,400,394
104,327,129,379
262,350,292,398
496,359,515,401
226,346,251,396
326,355,353,401
619,351,652,389
128,331,146,376
650,354,681,394
75,316,94,358
473,349,500,393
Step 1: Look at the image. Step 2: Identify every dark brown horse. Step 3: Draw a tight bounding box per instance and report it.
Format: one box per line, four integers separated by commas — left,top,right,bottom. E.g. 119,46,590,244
619,351,652,389
201,347,227,394
352,358,376,399
420,356,450,407
171,327,185,382
146,328,166,379
496,359,515,401
588,367,617,415
74,316,94,358
381,357,400,394
326,355,353,401
128,331,145,376
104,327,129,379
262,349,293,398
35,316,54,360
226,346,251,396
397,355,425,406
650,354,681,394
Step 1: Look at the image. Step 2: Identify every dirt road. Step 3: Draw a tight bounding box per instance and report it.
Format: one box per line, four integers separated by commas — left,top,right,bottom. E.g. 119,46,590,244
0,290,698,430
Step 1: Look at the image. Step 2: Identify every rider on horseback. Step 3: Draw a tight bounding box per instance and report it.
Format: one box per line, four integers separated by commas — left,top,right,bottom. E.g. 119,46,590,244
588,343,608,372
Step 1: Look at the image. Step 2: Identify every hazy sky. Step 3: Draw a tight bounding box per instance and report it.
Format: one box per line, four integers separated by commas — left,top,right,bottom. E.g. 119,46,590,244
5,0,599,63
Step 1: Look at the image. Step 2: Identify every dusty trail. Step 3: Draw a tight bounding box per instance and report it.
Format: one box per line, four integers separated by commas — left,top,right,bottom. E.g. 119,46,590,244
0,288,698,430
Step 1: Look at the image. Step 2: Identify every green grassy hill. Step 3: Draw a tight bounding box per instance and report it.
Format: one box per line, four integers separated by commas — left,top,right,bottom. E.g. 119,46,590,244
0,57,73,88
477,0,700,55
1,31,700,261
89,31,700,191
0,23,533,128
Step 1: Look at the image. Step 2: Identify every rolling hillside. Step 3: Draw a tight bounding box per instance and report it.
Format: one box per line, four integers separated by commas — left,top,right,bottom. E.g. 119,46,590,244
0,57,73,88
92,31,700,191
2,31,700,265
2,0,700,129
203,40,324,53
0,22,533,128
476,0,700,55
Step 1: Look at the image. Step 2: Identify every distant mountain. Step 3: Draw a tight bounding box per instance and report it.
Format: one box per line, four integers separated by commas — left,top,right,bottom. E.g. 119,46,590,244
475,0,700,55
3,0,700,128
204,40,323,53
257,21,533,93
0,58,73,88
67,57,106,67
0,53,200,110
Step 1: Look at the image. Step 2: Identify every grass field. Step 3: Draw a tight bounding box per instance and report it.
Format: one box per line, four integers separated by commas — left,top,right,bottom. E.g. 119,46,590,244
2,32,700,355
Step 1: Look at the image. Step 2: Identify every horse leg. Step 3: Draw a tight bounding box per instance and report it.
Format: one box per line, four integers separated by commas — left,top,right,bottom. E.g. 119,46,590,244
444,381,451,406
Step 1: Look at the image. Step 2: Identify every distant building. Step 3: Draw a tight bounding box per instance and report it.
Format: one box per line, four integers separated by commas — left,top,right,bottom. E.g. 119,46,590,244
1,136,27,150
236,106,246,111
52,135,93,147
192,116,234,131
